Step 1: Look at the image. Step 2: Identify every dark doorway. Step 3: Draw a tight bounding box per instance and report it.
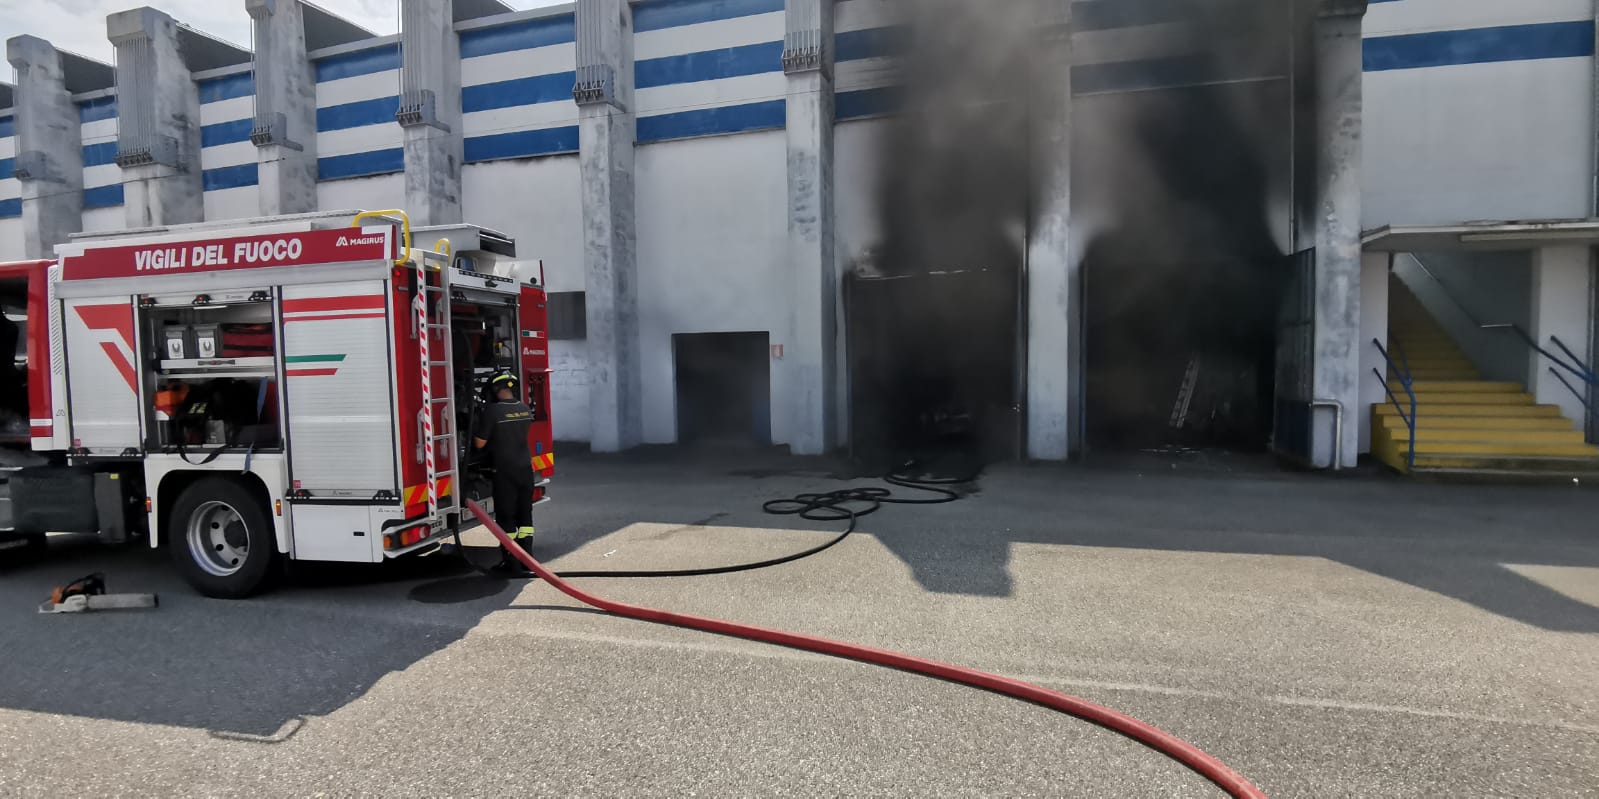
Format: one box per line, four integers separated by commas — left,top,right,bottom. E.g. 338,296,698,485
845,267,1021,472
673,332,770,447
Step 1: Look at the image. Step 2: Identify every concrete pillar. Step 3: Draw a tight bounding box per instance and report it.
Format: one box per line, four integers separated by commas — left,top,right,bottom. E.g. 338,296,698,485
5,35,83,258
575,0,642,452
1527,245,1593,426
1025,3,1074,461
108,7,203,228
398,0,463,226
247,0,318,215
1309,0,1367,469
1357,251,1390,454
781,0,836,455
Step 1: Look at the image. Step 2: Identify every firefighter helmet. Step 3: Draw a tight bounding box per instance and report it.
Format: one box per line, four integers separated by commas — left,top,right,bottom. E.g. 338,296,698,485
490,371,520,396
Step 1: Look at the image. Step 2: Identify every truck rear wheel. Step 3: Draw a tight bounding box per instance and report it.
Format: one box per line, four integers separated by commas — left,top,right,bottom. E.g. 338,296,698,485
169,478,275,598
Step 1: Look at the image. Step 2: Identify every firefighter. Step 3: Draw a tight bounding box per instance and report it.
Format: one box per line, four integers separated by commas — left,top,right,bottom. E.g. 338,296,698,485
472,371,537,569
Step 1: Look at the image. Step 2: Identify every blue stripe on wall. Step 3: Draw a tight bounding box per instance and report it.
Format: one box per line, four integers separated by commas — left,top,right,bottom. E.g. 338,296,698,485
83,184,123,208
82,141,118,167
633,0,783,33
0,197,19,218
1364,20,1595,71
836,87,901,121
463,72,575,112
636,41,782,88
318,148,404,180
637,98,784,143
0,117,13,138
0,158,12,181
315,44,400,82
464,126,580,162
201,118,254,148
460,14,575,58
198,72,254,104
836,27,906,63
203,162,259,191
316,96,399,131
79,96,116,124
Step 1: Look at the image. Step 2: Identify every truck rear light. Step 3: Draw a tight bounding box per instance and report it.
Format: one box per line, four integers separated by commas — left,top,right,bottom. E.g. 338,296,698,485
274,500,282,517
384,526,429,551
144,497,152,513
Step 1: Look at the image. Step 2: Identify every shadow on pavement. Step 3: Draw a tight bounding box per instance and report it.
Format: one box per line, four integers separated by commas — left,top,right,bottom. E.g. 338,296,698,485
0,533,518,737
544,448,1599,633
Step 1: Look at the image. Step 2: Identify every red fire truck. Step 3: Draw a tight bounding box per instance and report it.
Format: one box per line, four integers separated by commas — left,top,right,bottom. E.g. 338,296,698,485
0,209,554,597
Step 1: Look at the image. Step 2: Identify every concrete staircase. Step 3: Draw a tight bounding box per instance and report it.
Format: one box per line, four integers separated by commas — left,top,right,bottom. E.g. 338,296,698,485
1373,281,1599,475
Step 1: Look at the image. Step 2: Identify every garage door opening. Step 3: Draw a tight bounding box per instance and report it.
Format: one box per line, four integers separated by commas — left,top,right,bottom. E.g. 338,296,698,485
845,265,1021,473
673,332,771,447
1083,248,1284,455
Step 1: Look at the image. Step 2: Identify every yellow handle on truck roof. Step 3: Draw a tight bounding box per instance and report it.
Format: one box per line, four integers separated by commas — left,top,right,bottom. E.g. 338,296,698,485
351,209,412,266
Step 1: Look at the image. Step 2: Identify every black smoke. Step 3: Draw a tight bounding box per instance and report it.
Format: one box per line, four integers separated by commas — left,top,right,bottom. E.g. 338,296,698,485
1077,0,1303,451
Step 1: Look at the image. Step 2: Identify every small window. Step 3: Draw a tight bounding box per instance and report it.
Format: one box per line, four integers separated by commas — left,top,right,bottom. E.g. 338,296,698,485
547,291,587,340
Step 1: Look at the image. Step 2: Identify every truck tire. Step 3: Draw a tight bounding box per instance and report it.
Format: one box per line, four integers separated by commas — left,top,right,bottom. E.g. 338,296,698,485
168,478,276,598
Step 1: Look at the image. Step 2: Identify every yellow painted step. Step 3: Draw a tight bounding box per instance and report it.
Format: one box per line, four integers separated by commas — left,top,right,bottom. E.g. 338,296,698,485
1405,429,1587,444
1399,372,1483,381
1408,381,1522,393
1379,415,1576,431
1395,441,1599,457
1410,454,1599,471
1375,403,1563,417
1409,392,1534,405
1396,350,1470,361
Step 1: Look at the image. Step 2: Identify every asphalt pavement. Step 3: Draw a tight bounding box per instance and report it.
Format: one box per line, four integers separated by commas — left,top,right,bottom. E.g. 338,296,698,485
1,449,1596,797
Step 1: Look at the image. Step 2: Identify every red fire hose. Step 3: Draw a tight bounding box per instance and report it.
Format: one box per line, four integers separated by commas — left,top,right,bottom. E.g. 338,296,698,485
467,500,1267,798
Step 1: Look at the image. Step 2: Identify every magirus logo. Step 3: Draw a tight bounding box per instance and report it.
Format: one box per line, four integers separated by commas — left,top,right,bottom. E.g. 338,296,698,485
336,234,387,247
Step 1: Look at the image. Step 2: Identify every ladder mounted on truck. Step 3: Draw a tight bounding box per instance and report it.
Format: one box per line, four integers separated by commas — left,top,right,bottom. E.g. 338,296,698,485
419,238,458,523
353,210,459,526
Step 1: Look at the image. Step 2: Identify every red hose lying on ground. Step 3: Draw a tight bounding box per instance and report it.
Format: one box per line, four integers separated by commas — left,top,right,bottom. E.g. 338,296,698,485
467,500,1267,798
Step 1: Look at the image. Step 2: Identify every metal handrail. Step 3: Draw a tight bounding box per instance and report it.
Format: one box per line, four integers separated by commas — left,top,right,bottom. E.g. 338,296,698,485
1372,338,1416,469
1550,368,1593,414
1402,252,1598,391
1547,335,1599,385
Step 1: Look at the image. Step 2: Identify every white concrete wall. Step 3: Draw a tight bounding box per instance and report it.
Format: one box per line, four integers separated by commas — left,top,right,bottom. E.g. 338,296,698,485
80,207,123,234
315,172,404,212
461,153,588,440
0,218,22,261
1394,250,1533,384
1358,252,1390,454
635,129,787,445
1528,245,1592,424
549,340,591,442
1363,0,1596,226
204,188,261,221
833,118,887,266
462,155,583,290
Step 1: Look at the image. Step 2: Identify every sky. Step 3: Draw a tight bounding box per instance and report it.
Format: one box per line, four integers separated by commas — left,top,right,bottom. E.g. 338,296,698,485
0,0,564,80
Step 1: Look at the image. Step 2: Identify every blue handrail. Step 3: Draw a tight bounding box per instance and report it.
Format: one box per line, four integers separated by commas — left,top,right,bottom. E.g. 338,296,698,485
1549,367,1593,414
1546,335,1599,386
1403,253,1597,393
1373,338,1417,469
